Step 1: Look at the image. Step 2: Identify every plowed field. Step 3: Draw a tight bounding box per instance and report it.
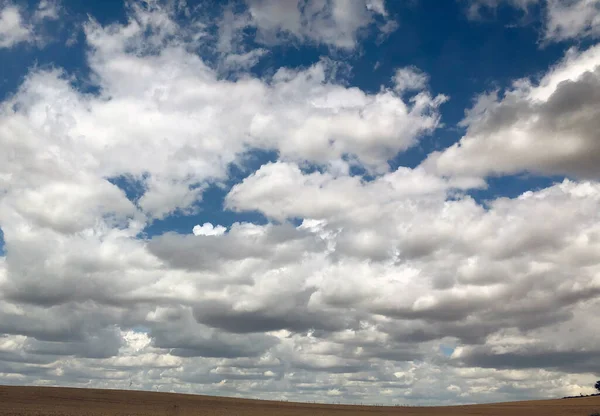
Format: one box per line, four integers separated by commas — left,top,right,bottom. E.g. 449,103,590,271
1,386,599,416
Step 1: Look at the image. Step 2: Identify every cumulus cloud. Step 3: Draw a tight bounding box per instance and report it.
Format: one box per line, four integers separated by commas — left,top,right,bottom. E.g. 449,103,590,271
227,160,600,343
226,161,484,223
425,43,600,178
192,223,228,236
0,1,442,226
0,0,599,407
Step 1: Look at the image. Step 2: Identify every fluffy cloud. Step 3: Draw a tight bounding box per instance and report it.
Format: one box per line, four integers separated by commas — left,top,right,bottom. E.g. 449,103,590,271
192,223,228,236
393,67,429,93
226,161,484,223
425,43,600,178
226,159,600,359
0,1,442,224
241,0,393,50
225,161,600,379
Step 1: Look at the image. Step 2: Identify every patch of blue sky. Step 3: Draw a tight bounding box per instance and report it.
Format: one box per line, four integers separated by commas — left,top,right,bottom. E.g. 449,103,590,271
0,0,125,101
107,173,148,206
0,227,5,256
140,149,277,238
143,182,270,237
467,174,565,206
439,344,456,357
131,325,150,334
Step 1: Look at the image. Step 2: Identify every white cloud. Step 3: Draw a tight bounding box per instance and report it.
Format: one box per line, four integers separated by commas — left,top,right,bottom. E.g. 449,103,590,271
221,48,268,71
192,223,227,236
4,174,137,235
544,0,600,42
225,161,600,347
0,0,60,49
33,0,60,22
0,3,444,225
393,66,429,93
226,161,484,223
424,43,600,178
240,0,395,50
0,4,31,48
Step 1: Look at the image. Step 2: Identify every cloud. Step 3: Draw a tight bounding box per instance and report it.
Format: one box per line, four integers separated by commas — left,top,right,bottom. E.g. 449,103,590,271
424,43,600,178
0,4,31,48
466,0,600,42
0,2,442,224
149,222,325,273
544,0,600,41
464,0,538,20
226,160,600,354
33,0,60,22
0,0,60,48
149,308,280,358
453,305,600,375
393,66,429,93
241,0,395,50
192,223,227,236
226,161,484,223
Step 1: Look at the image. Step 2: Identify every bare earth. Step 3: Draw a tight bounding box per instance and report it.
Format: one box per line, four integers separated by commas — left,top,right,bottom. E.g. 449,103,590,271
1,386,599,416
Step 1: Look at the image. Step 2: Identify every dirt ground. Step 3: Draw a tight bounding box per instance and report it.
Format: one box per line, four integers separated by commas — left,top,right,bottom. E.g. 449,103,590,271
0,386,599,416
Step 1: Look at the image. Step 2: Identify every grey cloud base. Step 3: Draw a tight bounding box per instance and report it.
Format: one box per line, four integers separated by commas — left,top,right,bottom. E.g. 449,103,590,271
425,45,600,179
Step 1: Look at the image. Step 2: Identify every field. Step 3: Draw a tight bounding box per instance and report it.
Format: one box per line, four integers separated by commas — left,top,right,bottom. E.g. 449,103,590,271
1,386,599,416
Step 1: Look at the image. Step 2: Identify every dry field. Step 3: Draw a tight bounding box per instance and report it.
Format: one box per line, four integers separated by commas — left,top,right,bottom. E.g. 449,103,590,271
1,386,599,416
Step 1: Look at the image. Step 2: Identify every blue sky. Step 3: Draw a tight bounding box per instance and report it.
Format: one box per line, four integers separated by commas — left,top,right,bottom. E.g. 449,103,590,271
1,0,600,406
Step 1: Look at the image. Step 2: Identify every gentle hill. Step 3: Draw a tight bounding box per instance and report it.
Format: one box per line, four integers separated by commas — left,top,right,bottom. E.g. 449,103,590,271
1,385,599,415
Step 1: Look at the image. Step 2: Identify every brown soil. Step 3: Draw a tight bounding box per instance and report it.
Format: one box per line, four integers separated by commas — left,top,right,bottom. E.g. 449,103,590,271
1,385,599,416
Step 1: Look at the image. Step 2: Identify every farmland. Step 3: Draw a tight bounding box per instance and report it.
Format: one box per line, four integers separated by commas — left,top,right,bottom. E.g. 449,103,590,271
1,386,599,416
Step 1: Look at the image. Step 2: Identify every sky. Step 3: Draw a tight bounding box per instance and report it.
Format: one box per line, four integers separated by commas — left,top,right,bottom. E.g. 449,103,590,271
0,0,600,406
